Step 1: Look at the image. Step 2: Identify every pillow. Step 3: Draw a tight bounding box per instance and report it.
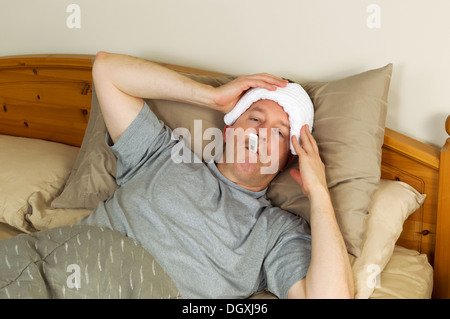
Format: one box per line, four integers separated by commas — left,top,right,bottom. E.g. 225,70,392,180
0,135,79,233
52,63,392,257
51,86,119,209
368,246,433,299
351,179,426,299
268,64,393,256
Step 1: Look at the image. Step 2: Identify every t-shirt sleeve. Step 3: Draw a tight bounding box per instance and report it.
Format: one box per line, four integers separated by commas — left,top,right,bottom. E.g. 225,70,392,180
106,103,176,185
263,216,312,299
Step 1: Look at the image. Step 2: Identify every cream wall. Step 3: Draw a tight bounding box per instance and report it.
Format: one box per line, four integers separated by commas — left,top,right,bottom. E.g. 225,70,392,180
1,0,448,148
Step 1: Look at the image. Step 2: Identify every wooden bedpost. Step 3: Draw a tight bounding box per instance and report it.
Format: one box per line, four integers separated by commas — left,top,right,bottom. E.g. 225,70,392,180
434,115,450,299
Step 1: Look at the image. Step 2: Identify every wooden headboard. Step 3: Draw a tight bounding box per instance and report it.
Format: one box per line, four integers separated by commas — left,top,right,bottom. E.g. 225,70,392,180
0,54,449,298
0,54,92,146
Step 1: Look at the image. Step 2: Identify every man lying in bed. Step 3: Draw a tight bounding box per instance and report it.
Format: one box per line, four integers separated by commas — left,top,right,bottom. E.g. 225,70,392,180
78,52,354,299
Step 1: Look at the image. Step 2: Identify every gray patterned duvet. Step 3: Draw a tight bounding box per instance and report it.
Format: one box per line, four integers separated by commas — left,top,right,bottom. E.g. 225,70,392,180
0,225,180,299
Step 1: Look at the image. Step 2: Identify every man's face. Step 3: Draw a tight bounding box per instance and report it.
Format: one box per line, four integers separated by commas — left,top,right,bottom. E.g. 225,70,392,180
222,99,291,187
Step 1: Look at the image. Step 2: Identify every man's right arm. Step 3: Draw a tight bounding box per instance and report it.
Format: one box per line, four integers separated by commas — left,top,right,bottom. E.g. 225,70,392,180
92,51,288,143
93,51,215,143
287,125,354,299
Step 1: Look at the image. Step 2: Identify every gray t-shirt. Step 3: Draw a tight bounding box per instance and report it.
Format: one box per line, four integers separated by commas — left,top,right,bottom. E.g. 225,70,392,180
79,104,311,299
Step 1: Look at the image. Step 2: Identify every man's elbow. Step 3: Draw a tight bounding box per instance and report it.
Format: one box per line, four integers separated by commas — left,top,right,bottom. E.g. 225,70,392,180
92,51,111,81
94,50,110,65
328,281,354,299
309,287,354,299
287,279,354,299
323,278,354,299
334,287,354,299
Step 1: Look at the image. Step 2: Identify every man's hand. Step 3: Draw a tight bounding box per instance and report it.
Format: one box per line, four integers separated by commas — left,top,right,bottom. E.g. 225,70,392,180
211,74,288,113
287,124,354,299
289,125,327,198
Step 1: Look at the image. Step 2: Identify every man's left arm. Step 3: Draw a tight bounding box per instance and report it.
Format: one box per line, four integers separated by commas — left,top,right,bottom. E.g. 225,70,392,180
287,125,354,299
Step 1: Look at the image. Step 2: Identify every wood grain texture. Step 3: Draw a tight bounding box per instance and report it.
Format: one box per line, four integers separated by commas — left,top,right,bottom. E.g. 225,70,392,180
434,117,450,298
0,54,93,146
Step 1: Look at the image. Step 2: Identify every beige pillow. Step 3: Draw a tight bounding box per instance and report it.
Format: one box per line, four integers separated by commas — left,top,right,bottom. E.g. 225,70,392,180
27,190,92,232
52,64,392,257
351,179,426,299
0,135,79,232
51,86,119,209
268,64,393,256
368,246,433,299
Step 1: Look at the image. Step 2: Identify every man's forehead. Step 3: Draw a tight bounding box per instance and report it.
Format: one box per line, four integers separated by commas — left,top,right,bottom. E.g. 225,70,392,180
248,100,290,128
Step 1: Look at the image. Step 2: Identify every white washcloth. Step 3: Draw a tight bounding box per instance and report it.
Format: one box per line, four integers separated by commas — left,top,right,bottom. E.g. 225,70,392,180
224,83,314,155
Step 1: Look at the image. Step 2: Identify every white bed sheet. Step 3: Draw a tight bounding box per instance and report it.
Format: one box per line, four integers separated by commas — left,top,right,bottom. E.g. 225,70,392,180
369,245,433,299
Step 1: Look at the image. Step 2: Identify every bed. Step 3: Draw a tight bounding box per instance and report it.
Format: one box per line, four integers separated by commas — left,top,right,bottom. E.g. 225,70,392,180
0,54,448,299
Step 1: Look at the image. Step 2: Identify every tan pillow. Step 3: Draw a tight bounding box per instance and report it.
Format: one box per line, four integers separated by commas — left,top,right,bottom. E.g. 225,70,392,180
368,246,433,299
52,64,392,257
51,86,119,209
268,64,393,256
0,135,79,232
351,179,426,299
27,190,92,232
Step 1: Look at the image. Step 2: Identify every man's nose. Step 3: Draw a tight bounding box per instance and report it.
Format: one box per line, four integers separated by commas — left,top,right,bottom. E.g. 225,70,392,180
257,128,267,141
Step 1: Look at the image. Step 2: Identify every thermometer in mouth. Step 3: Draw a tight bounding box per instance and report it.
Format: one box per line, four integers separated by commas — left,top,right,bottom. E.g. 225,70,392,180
249,133,258,153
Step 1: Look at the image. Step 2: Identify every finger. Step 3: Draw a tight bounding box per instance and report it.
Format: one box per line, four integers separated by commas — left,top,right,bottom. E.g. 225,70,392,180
247,79,279,91
291,134,305,157
237,79,274,93
253,73,289,87
303,125,319,154
299,125,318,154
243,74,288,90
